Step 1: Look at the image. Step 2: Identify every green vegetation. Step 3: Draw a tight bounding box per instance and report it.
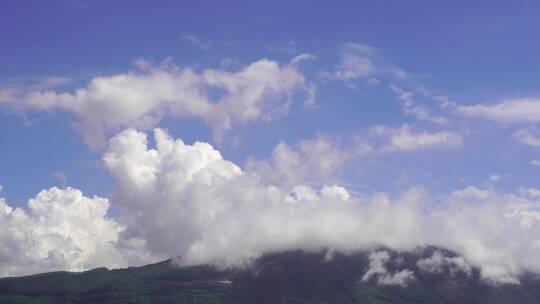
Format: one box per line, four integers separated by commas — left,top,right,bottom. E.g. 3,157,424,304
0,249,539,303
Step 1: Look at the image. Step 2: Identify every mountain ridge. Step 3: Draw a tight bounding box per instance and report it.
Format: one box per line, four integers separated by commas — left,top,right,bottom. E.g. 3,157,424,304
1,247,539,304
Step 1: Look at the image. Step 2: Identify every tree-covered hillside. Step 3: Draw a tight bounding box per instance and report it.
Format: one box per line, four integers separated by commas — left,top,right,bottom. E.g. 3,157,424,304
1,248,539,304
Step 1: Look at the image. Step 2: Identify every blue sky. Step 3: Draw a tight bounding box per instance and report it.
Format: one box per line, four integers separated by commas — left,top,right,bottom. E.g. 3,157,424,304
2,0,540,205
2,0,540,280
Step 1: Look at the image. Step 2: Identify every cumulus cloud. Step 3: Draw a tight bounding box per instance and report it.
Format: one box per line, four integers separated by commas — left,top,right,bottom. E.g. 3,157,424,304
457,97,540,123
0,58,314,148
245,135,357,187
361,251,415,286
429,186,540,284
102,128,243,259
246,125,461,187
0,187,151,277
368,124,462,152
102,128,426,267
99,128,538,284
3,128,540,285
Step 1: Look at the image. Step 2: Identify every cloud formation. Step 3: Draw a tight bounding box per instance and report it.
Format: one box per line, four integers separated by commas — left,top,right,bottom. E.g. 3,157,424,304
361,250,415,286
0,58,314,148
368,124,463,152
245,124,462,187
101,129,537,284
417,250,472,276
323,43,454,125
246,135,356,187
514,128,540,148
324,42,407,82
103,129,424,268
180,34,213,50
390,85,450,125
0,187,144,277
2,128,540,286
457,97,540,124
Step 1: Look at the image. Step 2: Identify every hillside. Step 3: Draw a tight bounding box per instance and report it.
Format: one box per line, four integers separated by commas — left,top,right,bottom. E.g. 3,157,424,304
1,248,539,304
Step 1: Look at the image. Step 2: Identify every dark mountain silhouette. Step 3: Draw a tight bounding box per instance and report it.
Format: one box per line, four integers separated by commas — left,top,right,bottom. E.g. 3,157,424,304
1,247,539,303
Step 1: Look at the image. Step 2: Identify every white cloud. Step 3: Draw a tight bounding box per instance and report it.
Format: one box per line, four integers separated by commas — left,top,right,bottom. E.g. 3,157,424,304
429,186,540,284
180,34,213,50
457,97,540,123
0,76,73,92
0,58,315,148
101,129,538,284
290,53,316,66
368,124,462,152
514,129,540,147
320,41,458,126
103,128,244,260
3,128,540,285
324,43,454,125
288,53,317,107
103,129,424,267
320,185,351,202
246,135,354,187
0,187,151,277
417,251,471,275
489,174,501,182
246,124,461,188
267,40,298,55
362,250,415,286
390,85,449,125
324,42,407,82
531,160,540,167
523,188,540,198
31,76,73,90
333,52,376,80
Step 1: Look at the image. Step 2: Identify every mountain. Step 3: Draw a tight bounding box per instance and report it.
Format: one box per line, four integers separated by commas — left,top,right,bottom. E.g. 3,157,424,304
1,247,539,304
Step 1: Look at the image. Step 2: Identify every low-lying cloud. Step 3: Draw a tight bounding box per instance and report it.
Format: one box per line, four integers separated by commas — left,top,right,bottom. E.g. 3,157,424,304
1,128,539,285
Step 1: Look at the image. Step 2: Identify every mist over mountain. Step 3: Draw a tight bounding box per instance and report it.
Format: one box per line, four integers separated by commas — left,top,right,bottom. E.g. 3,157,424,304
1,248,540,304
1,128,540,285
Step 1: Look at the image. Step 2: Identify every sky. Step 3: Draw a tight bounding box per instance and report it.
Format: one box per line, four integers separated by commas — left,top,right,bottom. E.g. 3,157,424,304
1,0,540,285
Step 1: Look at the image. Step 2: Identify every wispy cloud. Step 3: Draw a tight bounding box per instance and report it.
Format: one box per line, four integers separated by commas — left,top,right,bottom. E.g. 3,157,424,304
323,43,454,125
390,85,449,125
180,34,213,50
266,40,298,54
514,128,540,147
457,97,540,124
322,42,407,82
368,124,463,152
